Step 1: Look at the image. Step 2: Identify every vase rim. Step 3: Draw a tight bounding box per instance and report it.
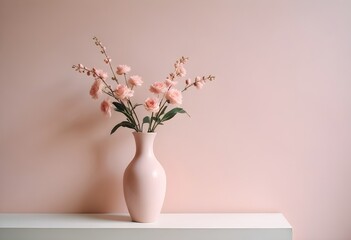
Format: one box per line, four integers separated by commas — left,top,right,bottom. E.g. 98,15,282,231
133,131,157,135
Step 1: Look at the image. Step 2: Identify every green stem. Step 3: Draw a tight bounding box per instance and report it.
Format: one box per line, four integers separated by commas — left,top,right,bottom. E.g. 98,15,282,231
151,100,168,132
148,112,154,132
124,74,128,85
127,99,141,131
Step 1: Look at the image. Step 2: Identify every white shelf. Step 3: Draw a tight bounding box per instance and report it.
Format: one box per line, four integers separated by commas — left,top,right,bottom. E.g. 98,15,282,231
0,213,292,240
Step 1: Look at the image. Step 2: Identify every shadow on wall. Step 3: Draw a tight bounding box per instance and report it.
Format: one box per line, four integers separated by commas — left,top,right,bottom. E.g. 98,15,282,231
42,81,131,213
77,136,127,213
0,78,131,212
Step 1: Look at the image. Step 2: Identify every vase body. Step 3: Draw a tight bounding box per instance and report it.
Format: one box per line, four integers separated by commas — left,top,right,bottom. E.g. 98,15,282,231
123,132,166,223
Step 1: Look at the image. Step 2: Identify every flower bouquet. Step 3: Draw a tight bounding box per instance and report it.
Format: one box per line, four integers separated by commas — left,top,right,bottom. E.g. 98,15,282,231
72,37,215,134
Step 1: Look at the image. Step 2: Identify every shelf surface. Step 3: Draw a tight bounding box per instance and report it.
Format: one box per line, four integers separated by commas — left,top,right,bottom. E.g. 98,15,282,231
0,213,292,240
0,213,291,229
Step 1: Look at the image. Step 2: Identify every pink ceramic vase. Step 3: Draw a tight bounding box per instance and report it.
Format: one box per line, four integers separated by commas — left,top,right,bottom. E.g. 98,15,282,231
123,132,166,223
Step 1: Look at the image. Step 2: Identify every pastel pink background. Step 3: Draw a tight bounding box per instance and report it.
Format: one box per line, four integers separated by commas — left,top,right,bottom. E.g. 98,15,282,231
0,0,350,239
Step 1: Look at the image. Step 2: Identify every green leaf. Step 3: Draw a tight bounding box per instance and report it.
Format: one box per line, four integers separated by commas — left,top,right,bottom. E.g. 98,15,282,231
161,108,188,122
110,121,135,135
112,102,126,112
143,116,150,124
112,102,135,123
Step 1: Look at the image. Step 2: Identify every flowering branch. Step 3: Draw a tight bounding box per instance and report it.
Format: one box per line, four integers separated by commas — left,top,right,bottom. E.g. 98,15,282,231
182,75,215,92
72,37,215,134
93,36,120,84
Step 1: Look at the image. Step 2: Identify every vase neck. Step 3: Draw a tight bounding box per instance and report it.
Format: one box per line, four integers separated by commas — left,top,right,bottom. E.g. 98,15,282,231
133,132,156,158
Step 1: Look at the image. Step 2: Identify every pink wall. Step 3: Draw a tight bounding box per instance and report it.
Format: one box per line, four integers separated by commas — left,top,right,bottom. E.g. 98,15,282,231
1,0,350,239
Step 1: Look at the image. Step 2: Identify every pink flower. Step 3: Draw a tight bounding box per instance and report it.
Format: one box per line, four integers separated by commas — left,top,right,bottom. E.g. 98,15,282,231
149,82,166,94
165,88,182,105
165,78,177,87
194,76,204,89
128,75,143,87
116,65,131,75
89,79,102,99
114,84,134,100
100,98,112,117
94,69,108,80
144,97,160,113
175,64,186,77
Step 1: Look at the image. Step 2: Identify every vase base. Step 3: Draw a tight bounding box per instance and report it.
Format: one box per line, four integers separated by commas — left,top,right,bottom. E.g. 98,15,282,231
131,217,159,223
